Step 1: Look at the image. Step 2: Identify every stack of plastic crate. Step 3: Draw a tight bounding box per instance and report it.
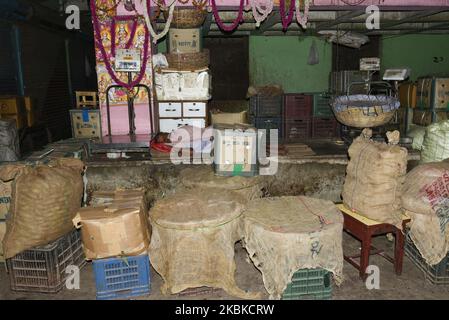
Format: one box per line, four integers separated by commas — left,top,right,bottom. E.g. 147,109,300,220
92,254,151,300
283,94,313,142
282,268,332,300
6,229,86,293
312,93,339,139
249,95,283,144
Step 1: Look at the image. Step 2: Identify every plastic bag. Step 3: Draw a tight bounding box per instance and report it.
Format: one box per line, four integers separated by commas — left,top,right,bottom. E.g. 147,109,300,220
307,40,319,65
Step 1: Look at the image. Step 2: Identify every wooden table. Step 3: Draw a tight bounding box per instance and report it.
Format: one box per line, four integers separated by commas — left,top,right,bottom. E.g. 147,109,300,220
336,204,411,280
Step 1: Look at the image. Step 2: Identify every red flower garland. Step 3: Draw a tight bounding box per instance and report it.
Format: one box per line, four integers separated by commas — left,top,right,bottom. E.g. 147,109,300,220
210,0,245,32
91,0,150,90
279,0,295,30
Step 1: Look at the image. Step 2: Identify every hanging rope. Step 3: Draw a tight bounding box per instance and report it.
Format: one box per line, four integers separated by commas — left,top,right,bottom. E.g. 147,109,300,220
142,0,176,43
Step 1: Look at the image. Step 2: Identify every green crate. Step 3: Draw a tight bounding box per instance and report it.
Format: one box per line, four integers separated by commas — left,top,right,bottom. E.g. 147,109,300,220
282,268,332,300
313,94,333,117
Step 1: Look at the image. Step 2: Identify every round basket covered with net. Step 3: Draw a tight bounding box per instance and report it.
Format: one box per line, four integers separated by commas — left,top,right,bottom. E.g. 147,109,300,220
163,8,207,28
332,95,400,128
165,49,210,71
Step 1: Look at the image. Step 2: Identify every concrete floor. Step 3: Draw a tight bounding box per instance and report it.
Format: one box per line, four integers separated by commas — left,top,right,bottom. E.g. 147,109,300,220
1,233,448,300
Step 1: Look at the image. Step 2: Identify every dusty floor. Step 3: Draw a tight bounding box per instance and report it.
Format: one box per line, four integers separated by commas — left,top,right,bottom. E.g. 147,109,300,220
1,233,448,300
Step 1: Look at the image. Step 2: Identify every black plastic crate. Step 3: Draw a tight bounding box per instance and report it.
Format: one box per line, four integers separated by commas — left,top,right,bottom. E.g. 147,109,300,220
250,96,283,117
284,119,311,142
312,117,339,138
250,117,283,138
405,235,449,285
6,229,86,293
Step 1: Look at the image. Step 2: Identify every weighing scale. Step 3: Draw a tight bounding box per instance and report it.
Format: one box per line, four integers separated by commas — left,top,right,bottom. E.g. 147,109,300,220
89,49,155,157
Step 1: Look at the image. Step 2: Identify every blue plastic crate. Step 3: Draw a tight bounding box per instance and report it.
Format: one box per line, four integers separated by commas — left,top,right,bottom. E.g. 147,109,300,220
93,254,151,300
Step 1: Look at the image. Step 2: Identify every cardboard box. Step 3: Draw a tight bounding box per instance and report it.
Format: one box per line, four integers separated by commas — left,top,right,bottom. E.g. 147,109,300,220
168,28,202,54
24,96,38,126
70,109,102,139
417,77,449,110
213,124,258,176
399,82,417,109
74,189,149,260
0,96,26,115
211,111,248,125
0,220,5,262
0,181,12,220
413,109,449,126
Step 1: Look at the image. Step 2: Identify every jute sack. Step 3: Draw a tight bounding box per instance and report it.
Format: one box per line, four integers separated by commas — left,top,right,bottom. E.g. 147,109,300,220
0,158,84,258
421,120,449,163
242,196,344,300
149,188,260,299
406,210,449,266
178,166,264,202
342,129,408,228
401,162,449,217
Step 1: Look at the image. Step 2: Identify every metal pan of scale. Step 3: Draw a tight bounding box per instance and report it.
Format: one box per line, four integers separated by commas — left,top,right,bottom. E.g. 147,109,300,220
332,80,401,128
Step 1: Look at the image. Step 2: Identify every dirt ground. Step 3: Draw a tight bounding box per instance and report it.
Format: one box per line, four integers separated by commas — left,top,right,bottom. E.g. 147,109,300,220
1,232,448,300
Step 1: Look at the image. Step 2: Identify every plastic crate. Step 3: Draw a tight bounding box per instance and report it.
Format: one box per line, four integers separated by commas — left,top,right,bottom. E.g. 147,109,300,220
282,268,332,300
6,229,86,293
313,93,333,117
250,117,283,138
284,94,313,120
250,96,283,117
93,254,151,300
284,119,311,142
312,117,339,138
405,235,449,285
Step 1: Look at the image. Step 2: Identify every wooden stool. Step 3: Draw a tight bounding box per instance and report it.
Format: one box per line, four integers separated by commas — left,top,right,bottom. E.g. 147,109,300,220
336,204,410,280
75,91,98,109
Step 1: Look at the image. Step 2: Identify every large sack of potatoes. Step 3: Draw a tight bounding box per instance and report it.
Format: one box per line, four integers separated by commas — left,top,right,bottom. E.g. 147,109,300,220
342,129,408,228
402,161,449,264
0,158,84,259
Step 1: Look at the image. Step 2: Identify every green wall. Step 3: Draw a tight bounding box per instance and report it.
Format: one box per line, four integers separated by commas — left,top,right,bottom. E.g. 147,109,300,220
249,36,332,93
381,35,449,81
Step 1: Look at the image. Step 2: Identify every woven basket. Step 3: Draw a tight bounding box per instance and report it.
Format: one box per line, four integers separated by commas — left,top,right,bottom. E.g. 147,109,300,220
334,107,396,128
165,49,210,71
163,8,207,28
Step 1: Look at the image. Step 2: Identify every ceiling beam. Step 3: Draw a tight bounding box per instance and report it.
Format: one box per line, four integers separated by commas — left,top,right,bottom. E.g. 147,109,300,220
366,9,448,34
315,10,366,31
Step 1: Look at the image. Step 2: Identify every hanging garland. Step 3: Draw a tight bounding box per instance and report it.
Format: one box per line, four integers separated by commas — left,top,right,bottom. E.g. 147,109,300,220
251,0,273,28
211,0,245,32
91,0,150,90
279,0,295,30
295,0,310,29
110,15,139,56
142,0,176,44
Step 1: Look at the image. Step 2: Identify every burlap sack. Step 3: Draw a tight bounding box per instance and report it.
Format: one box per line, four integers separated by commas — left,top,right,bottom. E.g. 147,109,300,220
149,188,260,299
0,158,84,258
421,120,449,163
342,130,408,228
401,162,449,217
242,196,344,300
178,166,264,202
406,210,449,266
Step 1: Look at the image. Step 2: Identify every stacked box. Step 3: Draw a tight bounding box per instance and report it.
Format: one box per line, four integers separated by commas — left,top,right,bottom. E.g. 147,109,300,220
0,96,27,129
283,94,312,142
250,95,283,145
312,117,339,138
70,109,102,139
414,77,449,126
